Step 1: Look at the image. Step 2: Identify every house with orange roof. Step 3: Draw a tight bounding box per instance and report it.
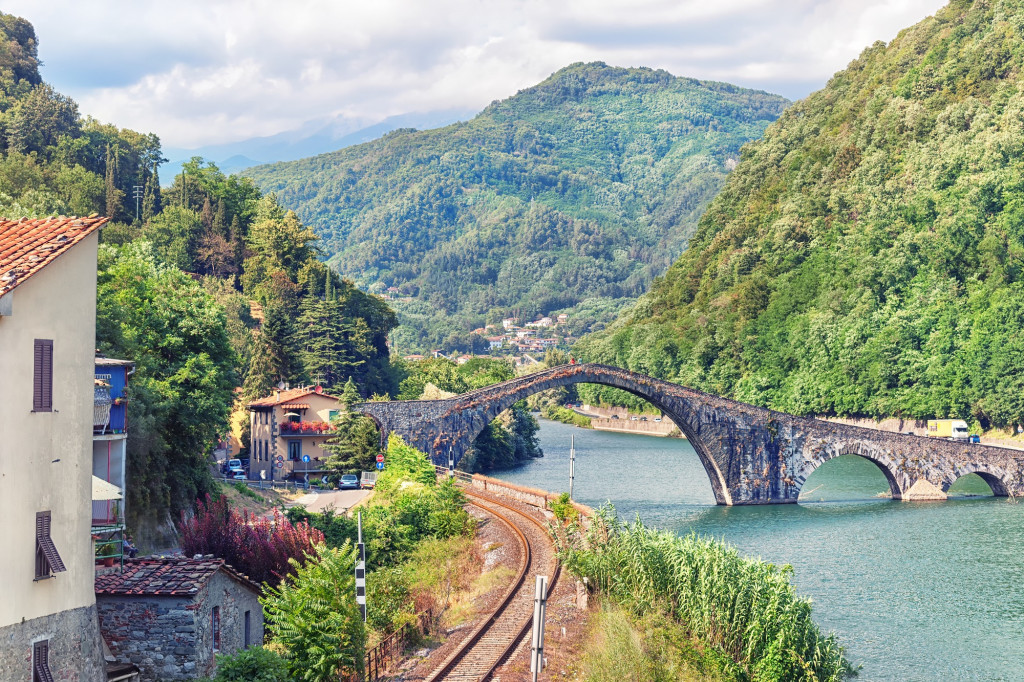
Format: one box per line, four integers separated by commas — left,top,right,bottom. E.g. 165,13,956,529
248,386,343,482
0,216,110,681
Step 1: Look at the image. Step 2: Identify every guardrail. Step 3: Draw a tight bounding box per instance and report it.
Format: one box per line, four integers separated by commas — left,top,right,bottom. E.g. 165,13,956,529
216,477,325,492
432,464,473,484
363,611,432,681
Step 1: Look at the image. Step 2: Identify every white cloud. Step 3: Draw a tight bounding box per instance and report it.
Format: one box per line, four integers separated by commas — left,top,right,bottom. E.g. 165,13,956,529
6,0,947,147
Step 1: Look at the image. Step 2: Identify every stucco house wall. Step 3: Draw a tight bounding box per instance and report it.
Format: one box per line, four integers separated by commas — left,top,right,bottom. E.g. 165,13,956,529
0,226,105,681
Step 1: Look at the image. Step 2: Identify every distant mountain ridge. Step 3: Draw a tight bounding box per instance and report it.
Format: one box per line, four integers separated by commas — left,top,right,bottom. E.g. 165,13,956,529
576,1,1024,429
244,62,789,352
163,108,476,180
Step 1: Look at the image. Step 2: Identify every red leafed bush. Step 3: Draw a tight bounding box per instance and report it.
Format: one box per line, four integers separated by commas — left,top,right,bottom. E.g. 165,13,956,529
178,494,325,587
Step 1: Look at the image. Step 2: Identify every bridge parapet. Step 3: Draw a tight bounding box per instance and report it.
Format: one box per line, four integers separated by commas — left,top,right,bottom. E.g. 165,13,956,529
357,364,1024,505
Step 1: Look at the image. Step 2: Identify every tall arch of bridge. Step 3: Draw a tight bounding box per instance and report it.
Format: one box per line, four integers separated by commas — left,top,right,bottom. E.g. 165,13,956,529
356,363,1024,506
360,363,734,503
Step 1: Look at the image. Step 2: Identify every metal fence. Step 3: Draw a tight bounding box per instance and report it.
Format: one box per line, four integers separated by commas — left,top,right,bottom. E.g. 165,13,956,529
432,464,473,484
216,477,326,493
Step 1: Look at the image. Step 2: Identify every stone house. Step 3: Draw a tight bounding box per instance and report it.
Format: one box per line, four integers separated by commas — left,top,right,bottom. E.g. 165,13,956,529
95,558,264,681
0,216,111,682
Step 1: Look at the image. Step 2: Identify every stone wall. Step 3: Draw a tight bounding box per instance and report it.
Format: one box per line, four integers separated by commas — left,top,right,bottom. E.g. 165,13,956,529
97,594,198,681
470,474,594,518
590,417,678,437
98,573,264,681
195,572,265,666
0,604,105,682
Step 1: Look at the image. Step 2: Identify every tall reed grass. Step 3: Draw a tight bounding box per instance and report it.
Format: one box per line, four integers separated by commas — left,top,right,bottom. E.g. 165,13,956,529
555,507,856,681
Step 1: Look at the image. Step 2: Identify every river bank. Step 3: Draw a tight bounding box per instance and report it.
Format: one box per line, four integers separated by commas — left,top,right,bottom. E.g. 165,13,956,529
492,417,1024,681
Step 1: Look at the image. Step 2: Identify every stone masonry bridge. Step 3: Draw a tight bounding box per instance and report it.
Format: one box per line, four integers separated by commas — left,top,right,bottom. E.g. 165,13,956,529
356,363,1024,505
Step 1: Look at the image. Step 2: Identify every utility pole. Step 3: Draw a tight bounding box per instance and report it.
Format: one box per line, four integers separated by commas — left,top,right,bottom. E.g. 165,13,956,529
132,185,143,222
530,575,549,682
355,511,366,622
569,434,575,500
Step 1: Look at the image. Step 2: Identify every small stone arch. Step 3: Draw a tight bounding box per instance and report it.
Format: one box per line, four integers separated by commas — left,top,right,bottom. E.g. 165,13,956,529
944,465,1011,497
793,443,905,500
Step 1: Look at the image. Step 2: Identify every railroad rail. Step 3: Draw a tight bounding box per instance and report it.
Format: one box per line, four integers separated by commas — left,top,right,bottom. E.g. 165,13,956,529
422,484,561,682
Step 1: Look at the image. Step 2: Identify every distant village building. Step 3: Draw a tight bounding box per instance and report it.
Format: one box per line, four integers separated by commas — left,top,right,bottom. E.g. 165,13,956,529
403,353,425,361
456,354,472,365
96,558,264,682
501,318,518,329
557,313,569,324
515,329,537,339
486,336,505,350
0,217,111,681
248,387,342,482
526,317,553,328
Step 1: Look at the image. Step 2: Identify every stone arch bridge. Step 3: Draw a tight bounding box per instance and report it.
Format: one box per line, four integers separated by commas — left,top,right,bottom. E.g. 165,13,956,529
357,363,1024,505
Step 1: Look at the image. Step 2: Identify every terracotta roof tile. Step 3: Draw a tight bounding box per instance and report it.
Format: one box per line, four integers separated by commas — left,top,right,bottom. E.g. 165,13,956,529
0,216,109,297
94,557,259,596
248,386,338,408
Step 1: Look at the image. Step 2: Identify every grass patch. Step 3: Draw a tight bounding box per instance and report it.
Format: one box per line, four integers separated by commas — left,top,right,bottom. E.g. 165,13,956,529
542,404,593,428
580,602,742,682
446,563,516,627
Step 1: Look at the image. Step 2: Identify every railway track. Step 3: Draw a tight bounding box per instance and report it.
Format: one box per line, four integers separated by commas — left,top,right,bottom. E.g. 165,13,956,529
423,487,561,682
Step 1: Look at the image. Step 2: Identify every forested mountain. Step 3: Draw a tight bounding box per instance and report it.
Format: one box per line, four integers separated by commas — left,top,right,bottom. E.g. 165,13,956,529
245,63,789,351
578,0,1024,429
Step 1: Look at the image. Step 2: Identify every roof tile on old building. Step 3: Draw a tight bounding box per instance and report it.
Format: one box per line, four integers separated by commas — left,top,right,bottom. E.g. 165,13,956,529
94,557,258,596
0,216,109,297
248,386,337,408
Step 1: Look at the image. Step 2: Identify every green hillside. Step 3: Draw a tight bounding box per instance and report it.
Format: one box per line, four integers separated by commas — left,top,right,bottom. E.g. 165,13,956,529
577,0,1024,429
244,63,788,351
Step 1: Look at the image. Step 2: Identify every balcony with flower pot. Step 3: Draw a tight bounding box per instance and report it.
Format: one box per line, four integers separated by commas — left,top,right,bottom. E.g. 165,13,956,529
276,420,333,436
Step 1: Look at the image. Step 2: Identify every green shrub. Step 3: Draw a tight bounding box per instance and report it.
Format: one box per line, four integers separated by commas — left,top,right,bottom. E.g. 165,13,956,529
366,566,412,633
549,492,579,523
232,481,261,501
208,646,289,682
261,543,365,682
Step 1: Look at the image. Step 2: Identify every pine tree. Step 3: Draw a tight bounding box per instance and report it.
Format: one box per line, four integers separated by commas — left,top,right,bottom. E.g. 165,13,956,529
200,196,214,233
322,378,379,477
297,297,365,388
142,176,159,223
104,145,124,219
214,198,227,236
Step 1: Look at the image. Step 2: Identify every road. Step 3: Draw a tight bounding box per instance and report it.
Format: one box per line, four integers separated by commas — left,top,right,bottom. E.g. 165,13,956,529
289,488,370,513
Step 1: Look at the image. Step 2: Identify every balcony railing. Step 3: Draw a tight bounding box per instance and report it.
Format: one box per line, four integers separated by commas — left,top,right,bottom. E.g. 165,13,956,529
278,421,333,436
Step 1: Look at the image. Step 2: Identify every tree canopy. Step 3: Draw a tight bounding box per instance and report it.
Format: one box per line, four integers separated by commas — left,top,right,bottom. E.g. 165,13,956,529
577,0,1024,430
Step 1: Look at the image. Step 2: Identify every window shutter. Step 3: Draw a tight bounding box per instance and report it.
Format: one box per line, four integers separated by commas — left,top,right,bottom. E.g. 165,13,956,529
33,340,53,412
33,639,54,682
35,511,65,576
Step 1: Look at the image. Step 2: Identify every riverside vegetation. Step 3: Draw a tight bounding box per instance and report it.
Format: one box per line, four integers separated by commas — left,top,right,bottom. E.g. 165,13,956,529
244,62,789,353
577,0,1024,432
553,506,854,681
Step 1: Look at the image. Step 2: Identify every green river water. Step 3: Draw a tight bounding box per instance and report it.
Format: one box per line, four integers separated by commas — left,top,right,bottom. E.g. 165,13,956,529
491,418,1024,681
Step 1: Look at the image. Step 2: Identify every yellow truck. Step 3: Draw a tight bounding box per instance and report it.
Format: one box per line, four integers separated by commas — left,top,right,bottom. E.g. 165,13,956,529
926,419,970,441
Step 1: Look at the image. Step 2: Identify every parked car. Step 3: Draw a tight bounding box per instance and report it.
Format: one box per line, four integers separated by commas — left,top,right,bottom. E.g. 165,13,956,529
231,472,246,481
339,474,360,490
654,418,662,422
969,434,981,444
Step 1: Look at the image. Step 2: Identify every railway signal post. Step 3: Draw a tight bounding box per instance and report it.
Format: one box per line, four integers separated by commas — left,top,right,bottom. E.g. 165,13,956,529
356,511,366,622
531,575,548,682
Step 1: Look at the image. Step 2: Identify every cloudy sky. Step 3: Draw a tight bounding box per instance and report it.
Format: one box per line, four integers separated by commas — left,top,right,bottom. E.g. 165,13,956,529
10,0,948,149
